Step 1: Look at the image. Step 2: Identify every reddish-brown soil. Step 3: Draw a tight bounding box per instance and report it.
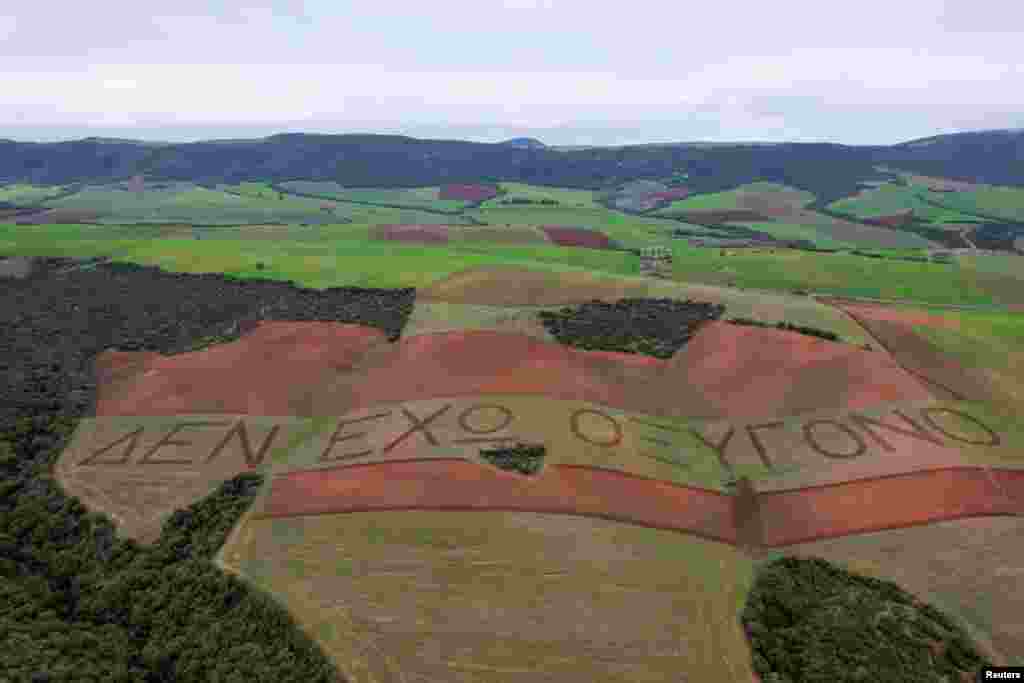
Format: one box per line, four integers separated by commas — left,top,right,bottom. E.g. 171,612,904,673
819,298,961,330
93,322,390,416
93,322,933,423
439,184,498,202
260,459,740,544
370,224,451,244
868,210,915,228
260,461,1024,549
757,468,1024,546
668,321,934,420
538,225,613,249
650,188,691,201
449,226,551,244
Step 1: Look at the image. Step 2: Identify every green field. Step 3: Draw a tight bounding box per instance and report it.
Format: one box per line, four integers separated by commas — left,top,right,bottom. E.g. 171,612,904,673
652,189,744,214
828,184,987,224
0,223,640,290
481,182,601,209
36,182,468,226
469,205,682,236
7,220,1024,308
664,242,1023,305
725,221,856,249
956,252,1024,276
920,185,1024,223
0,183,67,205
912,309,1024,405
277,181,470,212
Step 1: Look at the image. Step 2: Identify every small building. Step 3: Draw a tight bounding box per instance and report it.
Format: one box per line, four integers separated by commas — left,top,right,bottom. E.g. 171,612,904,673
639,245,673,276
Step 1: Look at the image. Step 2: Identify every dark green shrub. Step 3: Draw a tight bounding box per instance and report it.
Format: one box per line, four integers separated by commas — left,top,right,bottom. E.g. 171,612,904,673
479,442,546,476
727,317,840,342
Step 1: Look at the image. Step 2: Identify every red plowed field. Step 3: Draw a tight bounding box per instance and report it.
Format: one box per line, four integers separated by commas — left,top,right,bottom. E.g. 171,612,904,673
371,224,450,244
439,184,498,202
819,298,960,330
262,461,1024,548
757,467,1024,546
670,321,934,420
538,226,613,249
93,322,934,422
864,210,914,228
650,188,691,201
261,459,739,543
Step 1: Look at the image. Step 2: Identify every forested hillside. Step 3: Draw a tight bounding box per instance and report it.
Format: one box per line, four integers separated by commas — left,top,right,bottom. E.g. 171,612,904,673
2,130,1022,203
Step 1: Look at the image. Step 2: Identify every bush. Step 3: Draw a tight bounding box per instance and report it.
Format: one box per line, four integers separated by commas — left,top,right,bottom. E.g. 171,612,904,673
727,317,840,342
479,442,546,476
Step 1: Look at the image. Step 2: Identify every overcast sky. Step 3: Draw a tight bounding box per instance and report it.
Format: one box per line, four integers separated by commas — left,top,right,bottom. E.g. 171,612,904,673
2,0,1022,146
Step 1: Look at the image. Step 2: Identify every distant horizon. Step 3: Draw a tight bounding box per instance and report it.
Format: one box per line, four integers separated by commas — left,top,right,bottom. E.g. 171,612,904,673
1,123,1020,148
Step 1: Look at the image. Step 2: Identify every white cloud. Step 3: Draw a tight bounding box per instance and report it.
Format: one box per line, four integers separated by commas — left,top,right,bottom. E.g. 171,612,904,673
1,1,1022,144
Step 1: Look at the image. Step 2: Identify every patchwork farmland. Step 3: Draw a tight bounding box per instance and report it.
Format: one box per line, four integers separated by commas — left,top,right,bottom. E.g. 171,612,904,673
3,157,1024,682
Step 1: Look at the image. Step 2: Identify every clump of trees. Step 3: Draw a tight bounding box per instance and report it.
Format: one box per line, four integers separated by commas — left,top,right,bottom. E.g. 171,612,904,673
0,415,342,682
742,556,991,682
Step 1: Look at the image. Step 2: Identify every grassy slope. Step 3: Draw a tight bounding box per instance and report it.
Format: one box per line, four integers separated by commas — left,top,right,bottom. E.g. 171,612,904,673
6,221,1024,305
468,205,681,233
276,180,470,212
828,184,985,224
922,185,1024,223
653,182,935,249
652,189,743,214
723,221,856,249
481,182,601,208
664,242,1019,305
40,182,465,225
912,309,1024,405
0,224,639,289
0,183,66,204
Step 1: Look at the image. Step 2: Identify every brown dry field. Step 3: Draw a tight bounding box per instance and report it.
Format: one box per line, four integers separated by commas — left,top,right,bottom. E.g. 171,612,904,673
54,415,288,543
220,510,759,683
402,301,560,340
445,225,552,245
417,267,655,305
419,266,865,345
369,224,451,244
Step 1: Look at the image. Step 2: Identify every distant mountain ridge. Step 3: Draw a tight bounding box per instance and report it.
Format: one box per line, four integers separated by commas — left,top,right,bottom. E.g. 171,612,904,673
0,129,1021,198
499,137,547,149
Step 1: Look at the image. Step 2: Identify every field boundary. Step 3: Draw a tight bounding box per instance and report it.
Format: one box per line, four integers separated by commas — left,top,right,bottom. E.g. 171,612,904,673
814,293,1018,312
